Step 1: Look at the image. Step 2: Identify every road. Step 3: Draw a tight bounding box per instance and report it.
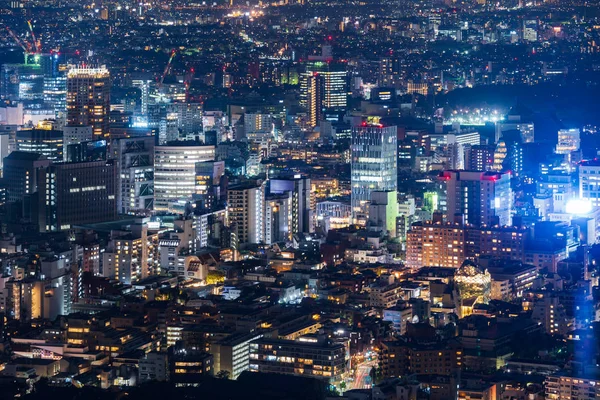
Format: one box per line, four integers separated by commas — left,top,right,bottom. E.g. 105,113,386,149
351,359,377,390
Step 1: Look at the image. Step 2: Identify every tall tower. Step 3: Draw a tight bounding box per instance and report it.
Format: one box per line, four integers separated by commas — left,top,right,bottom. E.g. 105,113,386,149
351,124,398,222
66,65,110,138
307,73,323,128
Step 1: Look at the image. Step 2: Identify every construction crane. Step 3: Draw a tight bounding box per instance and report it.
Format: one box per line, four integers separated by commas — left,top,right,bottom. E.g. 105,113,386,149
5,26,31,54
159,50,176,89
27,20,41,54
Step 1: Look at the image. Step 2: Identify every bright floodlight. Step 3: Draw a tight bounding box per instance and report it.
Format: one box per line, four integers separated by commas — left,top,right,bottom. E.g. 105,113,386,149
566,199,593,215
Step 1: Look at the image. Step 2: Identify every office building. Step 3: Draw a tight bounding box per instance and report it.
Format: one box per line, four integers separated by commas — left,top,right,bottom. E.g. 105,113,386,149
114,136,155,214
153,142,215,211
440,170,512,227
15,128,63,161
249,336,347,384
2,151,51,203
300,50,347,125
227,181,265,245
66,66,110,138
37,160,117,232
555,128,581,155
351,124,397,221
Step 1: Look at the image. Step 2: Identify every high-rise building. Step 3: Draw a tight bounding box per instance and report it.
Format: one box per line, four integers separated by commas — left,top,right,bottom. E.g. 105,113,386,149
269,176,314,234
368,190,398,237
153,142,215,211
555,128,580,155
131,77,153,115
37,160,117,232
2,151,51,203
1,62,44,102
465,144,495,171
114,136,155,214
351,124,397,221
194,160,224,211
300,53,347,125
265,192,293,244
440,170,512,227
66,66,110,138
103,221,158,284
306,73,323,127
227,181,265,245
15,128,63,161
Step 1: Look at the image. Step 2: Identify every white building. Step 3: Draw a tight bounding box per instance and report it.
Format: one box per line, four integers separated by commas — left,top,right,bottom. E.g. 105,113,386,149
227,182,265,245
153,142,215,211
114,136,154,214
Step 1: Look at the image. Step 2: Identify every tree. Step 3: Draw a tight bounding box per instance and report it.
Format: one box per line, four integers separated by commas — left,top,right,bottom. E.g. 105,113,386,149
216,370,230,379
206,270,225,285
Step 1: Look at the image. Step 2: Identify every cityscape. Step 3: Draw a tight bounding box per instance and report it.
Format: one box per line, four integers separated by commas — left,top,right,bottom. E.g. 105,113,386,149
0,0,599,399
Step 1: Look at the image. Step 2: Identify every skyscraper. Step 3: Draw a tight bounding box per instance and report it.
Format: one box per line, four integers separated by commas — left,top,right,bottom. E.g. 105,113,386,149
300,48,347,125
66,65,110,138
269,176,314,234
351,124,397,221
440,170,512,227
306,73,323,128
153,142,215,211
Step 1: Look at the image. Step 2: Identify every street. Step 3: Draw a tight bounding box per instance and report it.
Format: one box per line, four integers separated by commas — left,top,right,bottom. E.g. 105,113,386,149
350,359,377,390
